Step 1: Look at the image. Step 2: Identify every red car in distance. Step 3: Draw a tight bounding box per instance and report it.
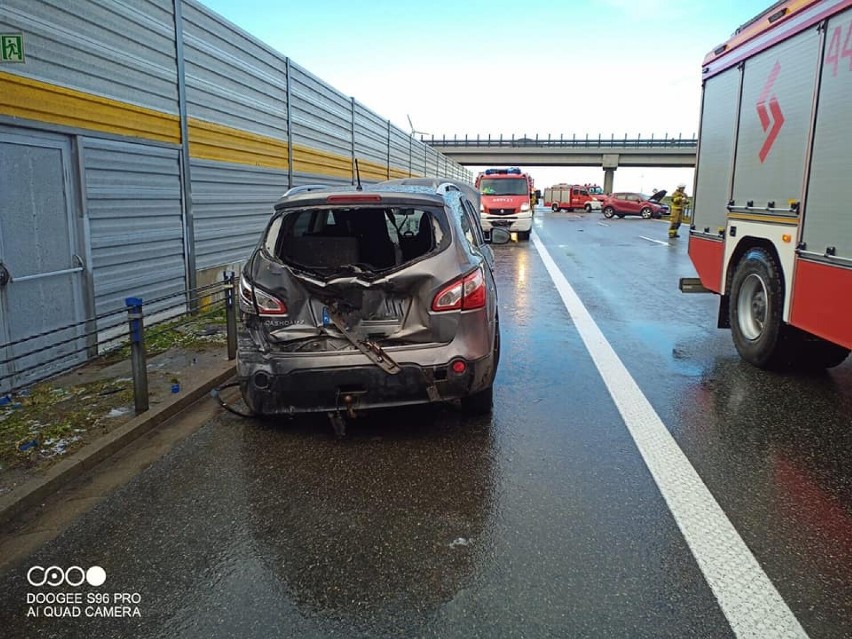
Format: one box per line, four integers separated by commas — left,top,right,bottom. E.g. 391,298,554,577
600,190,669,219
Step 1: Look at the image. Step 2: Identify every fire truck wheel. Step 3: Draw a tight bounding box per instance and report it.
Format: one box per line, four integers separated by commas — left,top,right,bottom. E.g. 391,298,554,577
603,207,615,218
552,203,560,212
729,247,793,369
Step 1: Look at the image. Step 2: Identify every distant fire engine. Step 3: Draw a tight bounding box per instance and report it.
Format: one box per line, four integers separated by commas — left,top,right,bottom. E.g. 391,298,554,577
543,184,605,212
475,167,536,241
682,0,851,370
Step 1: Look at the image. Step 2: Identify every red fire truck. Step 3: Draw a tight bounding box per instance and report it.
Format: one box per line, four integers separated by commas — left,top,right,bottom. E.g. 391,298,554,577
682,0,852,370
544,184,605,212
476,167,535,241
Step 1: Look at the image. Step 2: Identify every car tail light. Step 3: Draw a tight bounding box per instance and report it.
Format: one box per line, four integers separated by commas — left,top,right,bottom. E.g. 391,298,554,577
432,268,486,312
239,277,287,316
325,194,382,204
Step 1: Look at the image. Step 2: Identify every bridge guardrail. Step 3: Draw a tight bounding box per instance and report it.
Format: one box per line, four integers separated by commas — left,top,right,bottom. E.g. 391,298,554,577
426,135,698,149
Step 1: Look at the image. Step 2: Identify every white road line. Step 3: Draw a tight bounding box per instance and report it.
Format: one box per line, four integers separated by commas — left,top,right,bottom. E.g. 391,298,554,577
531,232,808,639
639,235,670,246
597,222,610,227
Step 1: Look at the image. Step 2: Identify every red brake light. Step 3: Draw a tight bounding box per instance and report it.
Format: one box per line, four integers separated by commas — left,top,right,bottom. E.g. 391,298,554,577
325,194,382,204
239,278,288,316
462,268,486,309
432,268,486,312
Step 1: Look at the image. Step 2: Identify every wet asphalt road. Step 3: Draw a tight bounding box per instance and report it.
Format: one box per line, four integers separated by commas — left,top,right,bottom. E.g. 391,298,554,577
1,209,851,638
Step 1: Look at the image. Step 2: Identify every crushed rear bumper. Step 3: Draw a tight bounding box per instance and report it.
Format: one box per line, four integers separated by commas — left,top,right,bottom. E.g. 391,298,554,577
238,352,495,415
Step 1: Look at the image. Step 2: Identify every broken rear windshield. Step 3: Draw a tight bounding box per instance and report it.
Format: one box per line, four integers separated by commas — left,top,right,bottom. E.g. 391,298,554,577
266,206,449,276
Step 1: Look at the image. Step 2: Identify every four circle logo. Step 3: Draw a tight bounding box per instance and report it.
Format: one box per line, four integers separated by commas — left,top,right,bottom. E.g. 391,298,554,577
27,566,107,587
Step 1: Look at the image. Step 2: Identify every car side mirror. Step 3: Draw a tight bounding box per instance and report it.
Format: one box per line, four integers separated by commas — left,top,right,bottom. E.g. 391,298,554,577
488,228,511,245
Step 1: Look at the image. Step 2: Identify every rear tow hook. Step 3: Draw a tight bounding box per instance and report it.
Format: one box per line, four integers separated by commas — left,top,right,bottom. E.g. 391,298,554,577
327,411,347,438
328,393,359,437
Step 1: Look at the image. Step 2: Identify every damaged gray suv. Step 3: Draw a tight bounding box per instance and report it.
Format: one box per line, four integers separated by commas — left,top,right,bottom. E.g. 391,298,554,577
237,181,503,420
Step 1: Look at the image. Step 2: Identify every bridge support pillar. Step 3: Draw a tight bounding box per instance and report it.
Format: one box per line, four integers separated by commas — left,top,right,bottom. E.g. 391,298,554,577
603,168,616,195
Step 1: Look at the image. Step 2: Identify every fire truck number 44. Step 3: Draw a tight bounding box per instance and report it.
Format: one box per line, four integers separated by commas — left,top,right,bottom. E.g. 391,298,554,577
683,1,852,372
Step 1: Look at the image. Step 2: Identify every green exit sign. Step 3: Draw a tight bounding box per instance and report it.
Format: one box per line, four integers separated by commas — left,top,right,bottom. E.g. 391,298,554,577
1,34,25,63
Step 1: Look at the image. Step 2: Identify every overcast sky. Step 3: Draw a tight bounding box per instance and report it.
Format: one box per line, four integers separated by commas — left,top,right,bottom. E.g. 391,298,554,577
198,0,772,191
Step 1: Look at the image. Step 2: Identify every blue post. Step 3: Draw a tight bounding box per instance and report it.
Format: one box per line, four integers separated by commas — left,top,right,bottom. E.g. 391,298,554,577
125,297,148,413
224,272,237,360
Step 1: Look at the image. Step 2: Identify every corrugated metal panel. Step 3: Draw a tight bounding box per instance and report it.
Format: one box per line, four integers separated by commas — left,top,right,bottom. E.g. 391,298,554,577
425,145,440,178
353,101,388,180
181,0,288,142
83,138,186,317
290,62,351,162
409,137,427,177
389,125,411,178
0,0,178,114
292,170,353,188
191,159,287,270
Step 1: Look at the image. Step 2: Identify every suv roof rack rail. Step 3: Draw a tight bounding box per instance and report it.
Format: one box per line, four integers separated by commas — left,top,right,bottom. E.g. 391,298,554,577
282,184,333,197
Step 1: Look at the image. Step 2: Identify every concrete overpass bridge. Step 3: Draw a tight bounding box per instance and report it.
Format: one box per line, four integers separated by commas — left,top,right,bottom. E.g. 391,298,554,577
425,134,698,193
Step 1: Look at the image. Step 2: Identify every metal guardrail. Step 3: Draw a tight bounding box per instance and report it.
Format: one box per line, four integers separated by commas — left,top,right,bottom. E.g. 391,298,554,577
425,134,698,149
0,272,238,414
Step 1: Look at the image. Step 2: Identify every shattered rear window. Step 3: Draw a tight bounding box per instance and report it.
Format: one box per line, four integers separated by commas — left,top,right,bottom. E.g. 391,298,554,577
266,206,448,276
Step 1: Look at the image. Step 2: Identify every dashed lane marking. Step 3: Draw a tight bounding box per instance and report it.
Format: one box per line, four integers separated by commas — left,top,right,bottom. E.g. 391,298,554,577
597,222,610,227
639,235,670,246
531,232,808,639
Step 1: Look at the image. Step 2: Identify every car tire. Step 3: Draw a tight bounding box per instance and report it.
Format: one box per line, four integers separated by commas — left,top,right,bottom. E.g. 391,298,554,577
462,316,499,416
552,203,560,212
584,204,592,212
617,214,625,218
729,247,796,369
641,207,653,219
603,206,614,219
461,384,493,415
517,230,531,241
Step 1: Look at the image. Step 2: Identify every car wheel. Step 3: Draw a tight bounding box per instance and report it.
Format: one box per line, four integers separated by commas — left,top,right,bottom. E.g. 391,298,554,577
584,204,592,212
617,214,625,218
517,230,531,241
461,384,493,415
552,203,559,212
729,247,796,369
641,207,653,219
603,206,614,218
462,316,499,416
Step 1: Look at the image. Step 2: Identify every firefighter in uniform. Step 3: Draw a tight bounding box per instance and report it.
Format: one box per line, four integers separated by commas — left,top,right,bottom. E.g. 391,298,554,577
669,183,688,239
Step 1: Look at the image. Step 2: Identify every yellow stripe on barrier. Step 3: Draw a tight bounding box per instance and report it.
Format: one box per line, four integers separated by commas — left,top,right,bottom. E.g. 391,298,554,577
0,70,181,144
187,118,288,169
0,71,435,181
293,146,351,179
